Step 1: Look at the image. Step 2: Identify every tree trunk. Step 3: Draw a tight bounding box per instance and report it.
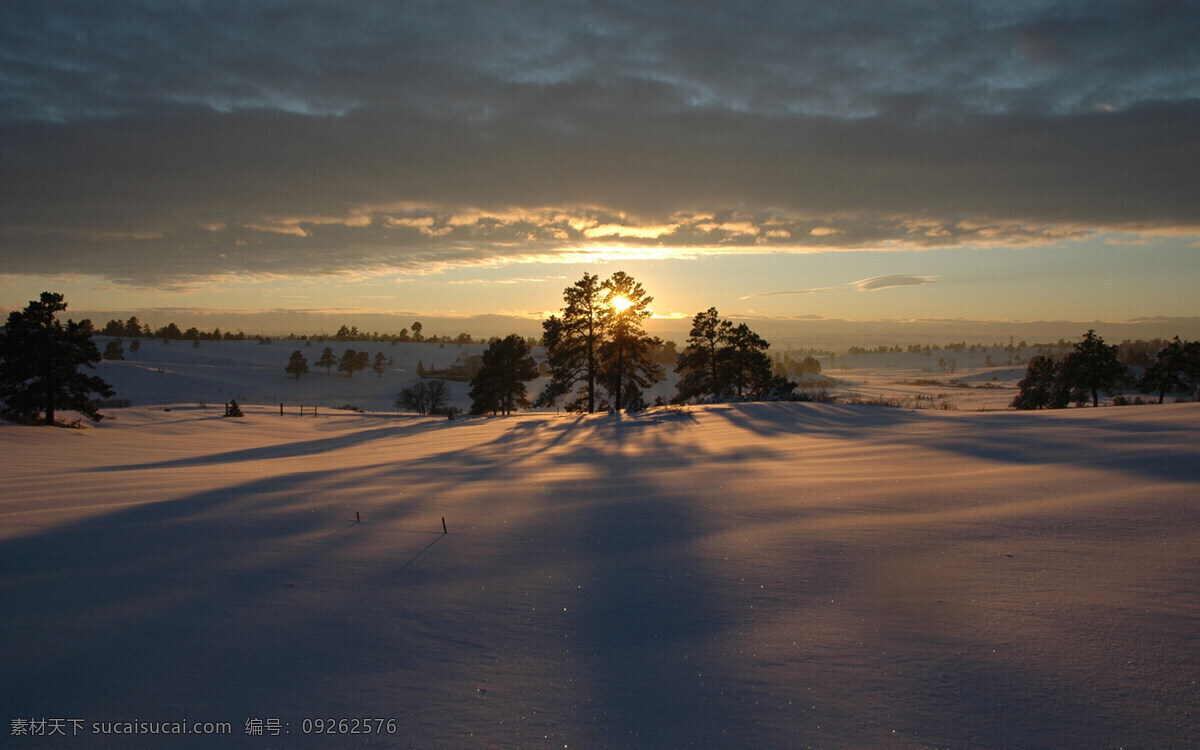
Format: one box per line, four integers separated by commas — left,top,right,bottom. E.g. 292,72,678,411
709,339,719,399
43,354,55,425
587,343,596,414
614,341,624,412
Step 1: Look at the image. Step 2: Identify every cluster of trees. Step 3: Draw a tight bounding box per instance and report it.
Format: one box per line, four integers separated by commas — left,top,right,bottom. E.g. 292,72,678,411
775,352,824,378
534,272,664,413
673,308,796,403
102,337,140,360
394,346,538,417
397,274,801,417
392,334,539,416
289,348,392,379
0,293,114,425
1012,331,1200,409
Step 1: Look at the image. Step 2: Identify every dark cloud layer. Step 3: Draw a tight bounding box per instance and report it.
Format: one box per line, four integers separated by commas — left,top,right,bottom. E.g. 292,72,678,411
2,1,1198,284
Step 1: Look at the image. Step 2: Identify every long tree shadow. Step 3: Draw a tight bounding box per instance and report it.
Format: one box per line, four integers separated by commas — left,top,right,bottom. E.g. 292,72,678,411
91,416,455,472
420,411,786,747
707,401,1200,484
0,463,440,742
8,404,1195,747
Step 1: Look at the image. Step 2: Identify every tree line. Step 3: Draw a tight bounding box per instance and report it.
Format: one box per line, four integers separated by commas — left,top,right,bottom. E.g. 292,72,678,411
5,289,1199,425
285,348,393,379
1012,330,1200,408
98,316,517,347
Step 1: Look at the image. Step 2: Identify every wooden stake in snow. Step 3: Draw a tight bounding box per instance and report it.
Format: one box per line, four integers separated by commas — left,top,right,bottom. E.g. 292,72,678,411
442,517,448,534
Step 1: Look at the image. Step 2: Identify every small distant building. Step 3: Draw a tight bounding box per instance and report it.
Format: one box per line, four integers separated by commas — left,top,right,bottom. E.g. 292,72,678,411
418,355,483,381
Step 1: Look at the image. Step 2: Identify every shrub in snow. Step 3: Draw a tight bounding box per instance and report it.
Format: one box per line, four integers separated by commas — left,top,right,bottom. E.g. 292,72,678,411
396,379,450,415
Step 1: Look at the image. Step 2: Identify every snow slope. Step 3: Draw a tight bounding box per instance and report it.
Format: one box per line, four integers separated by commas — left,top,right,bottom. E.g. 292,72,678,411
93,338,495,413
2,398,1198,748
92,338,679,413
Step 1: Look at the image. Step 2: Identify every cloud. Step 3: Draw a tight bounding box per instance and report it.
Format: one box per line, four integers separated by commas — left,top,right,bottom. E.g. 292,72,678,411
11,1,1195,122
740,274,936,300
739,287,846,301
850,275,938,292
0,2,1198,285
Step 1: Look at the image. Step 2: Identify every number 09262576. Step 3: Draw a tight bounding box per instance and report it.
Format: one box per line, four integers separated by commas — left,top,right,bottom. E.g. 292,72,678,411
300,718,398,734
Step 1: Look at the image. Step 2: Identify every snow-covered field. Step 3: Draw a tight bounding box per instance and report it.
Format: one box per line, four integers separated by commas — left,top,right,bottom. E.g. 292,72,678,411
3,343,1199,748
87,337,1053,413
89,337,679,414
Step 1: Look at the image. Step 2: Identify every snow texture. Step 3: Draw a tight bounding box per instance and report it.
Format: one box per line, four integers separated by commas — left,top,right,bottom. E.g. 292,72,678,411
2,343,1199,748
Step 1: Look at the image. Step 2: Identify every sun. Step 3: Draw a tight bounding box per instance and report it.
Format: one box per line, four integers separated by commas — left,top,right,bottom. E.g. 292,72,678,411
609,294,635,313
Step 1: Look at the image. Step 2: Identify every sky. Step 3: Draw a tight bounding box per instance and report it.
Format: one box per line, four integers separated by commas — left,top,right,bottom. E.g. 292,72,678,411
1,1,1199,335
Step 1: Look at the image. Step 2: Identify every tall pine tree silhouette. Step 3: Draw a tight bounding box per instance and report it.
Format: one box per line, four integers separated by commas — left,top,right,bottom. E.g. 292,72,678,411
0,292,114,424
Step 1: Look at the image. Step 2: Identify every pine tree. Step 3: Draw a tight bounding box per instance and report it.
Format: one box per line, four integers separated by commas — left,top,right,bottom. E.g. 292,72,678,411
372,352,388,377
722,323,774,399
337,349,369,377
470,334,538,415
1012,355,1064,409
1058,330,1126,407
675,308,731,401
286,350,309,379
674,309,790,402
316,346,337,374
536,272,666,413
0,292,115,425
597,271,662,411
103,338,125,361
1137,337,1199,403
536,273,605,412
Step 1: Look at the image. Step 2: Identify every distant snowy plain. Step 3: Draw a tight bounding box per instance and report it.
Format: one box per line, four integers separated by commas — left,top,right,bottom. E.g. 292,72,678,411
2,339,1198,748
